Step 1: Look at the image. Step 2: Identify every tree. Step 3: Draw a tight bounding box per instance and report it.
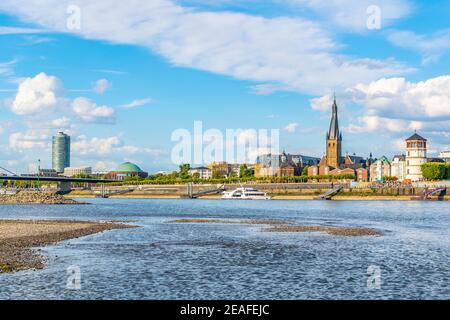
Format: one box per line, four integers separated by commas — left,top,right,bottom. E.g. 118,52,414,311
446,163,450,180
421,163,446,180
302,166,310,176
239,164,254,177
179,164,191,179
212,171,224,179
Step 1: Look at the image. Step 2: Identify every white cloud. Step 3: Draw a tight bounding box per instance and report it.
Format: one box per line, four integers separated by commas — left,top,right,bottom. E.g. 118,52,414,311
11,72,64,115
9,73,117,124
93,78,111,94
310,94,334,112
312,75,450,141
9,131,49,150
0,26,46,35
71,97,115,123
284,123,299,133
51,116,71,128
0,0,412,95
121,98,153,109
93,160,118,172
348,76,450,120
72,135,121,155
0,59,16,76
72,135,163,156
346,115,422,134
93,69,128,75
387,29,450,65
250,84,291,95
290,0,411,31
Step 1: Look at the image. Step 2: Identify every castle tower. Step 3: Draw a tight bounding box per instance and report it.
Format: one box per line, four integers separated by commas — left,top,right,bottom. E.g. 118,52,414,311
405,132,427,181
326,96,342,168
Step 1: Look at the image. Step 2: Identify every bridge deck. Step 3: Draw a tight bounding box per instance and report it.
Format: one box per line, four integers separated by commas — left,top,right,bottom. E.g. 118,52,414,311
0,175,116,183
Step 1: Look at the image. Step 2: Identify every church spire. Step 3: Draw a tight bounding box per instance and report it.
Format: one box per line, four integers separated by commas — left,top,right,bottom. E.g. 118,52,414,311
327,95,340,140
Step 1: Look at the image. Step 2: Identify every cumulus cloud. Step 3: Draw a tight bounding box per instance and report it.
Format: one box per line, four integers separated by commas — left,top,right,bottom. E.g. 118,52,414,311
284,123,299,133
10,72,64,115
8,73,116,125
0,0,412,95
71,97,115,123
348,76,450,120
121,98,153,109
346,115,423,134
93,78,111,94
310,75,450,144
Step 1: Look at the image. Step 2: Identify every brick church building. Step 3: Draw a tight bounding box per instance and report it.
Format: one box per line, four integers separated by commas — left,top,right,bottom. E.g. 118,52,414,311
308,97,370,181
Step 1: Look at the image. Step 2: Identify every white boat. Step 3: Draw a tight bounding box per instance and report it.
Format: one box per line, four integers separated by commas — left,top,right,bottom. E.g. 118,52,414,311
221,187,271,200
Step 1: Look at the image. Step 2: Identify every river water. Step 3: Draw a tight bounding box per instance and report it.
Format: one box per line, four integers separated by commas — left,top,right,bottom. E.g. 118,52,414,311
0,199,449,300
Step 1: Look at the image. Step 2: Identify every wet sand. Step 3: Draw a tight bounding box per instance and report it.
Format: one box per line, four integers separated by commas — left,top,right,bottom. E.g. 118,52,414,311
169,218,381,237
0,220,135,273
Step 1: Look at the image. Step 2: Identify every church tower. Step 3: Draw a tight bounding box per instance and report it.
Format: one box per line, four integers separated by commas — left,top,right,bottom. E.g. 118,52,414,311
326,96,342,168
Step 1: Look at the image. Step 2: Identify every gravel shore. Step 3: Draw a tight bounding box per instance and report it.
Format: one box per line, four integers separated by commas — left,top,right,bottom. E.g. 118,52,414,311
0,191,81,205
0,220,135,273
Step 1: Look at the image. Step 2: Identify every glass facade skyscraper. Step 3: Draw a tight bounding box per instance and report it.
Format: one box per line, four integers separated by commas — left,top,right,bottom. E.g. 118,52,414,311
52,131,70,173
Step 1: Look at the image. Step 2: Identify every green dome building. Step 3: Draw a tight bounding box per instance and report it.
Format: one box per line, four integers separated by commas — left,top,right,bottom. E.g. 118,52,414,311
109,162,148,180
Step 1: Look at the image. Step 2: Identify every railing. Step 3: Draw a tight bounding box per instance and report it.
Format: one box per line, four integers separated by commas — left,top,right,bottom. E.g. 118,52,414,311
314,185,343,200
185,183,225,199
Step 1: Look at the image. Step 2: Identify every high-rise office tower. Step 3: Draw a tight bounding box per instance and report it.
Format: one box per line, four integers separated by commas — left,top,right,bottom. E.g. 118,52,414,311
52,131,70,173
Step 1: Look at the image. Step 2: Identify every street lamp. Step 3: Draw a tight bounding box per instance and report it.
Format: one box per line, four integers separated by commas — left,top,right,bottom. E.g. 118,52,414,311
37,159,41,191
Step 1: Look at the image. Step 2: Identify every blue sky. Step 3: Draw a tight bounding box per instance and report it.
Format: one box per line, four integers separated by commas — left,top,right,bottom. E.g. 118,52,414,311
0,0,449,173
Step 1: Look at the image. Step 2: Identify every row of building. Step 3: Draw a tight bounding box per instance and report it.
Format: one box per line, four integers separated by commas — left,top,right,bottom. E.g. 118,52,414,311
188,97,448,182
42,98,449,183
254,98,448,182
29,131,149,181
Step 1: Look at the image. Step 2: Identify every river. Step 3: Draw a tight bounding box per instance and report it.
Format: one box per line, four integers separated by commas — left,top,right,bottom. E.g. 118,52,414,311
0,199,449,299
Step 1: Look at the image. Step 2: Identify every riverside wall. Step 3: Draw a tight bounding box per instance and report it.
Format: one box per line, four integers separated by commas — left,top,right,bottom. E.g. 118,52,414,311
68,183,450,200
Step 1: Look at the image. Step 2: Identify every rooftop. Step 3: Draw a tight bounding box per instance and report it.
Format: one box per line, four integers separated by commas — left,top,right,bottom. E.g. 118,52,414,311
406,133,427,141
115,162,144,173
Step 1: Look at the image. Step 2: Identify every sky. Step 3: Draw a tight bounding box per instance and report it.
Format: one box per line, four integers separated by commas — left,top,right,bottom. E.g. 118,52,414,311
0,0,449,173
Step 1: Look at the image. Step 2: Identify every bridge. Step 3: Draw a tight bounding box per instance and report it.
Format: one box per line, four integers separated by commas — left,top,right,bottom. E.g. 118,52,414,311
421,187,446,200
0,175,116,192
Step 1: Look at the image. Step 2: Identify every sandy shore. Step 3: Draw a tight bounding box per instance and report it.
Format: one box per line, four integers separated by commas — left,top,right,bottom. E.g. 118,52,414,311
0,220,135,273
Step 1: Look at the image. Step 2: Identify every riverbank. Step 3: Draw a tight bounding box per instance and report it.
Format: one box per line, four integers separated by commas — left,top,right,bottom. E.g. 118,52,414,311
0,191,81,204
67,183,449,201
0,220,135,273
66,193,449,201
